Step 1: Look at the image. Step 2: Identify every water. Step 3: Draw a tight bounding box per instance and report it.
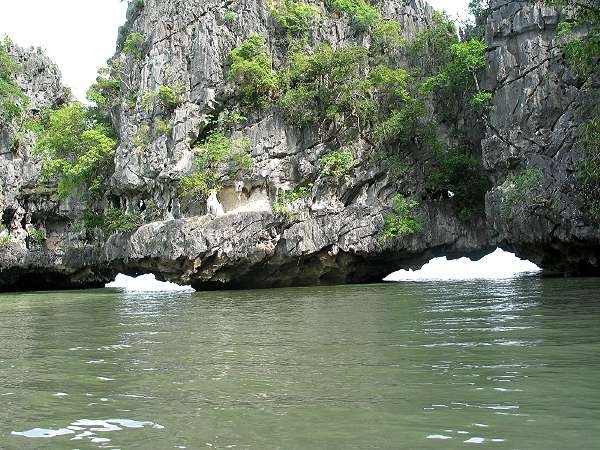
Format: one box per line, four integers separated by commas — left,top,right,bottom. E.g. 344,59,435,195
1,278,599,449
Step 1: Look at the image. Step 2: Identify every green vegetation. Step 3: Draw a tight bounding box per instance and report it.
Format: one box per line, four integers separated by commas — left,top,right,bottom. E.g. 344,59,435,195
179,171,221,202
382,195,423,240
320,149,356,179
86,66,120,109
179,114,253,202
157,85,182,110
371,19,404,53
465,0,490,39
27,227,46,243
269,0,320,37
133,123,151,149
272,184,312,218
327,0,380,31
224,10,237,23
154,117,171,135
551,0,600,76
576,117,600,220
407,11,457,76
195,130,253,175
0,233,12,247
419,37,488,106
103,208,142,235
500,168,544,215
34,103,117,199
278,44,373,127
222,5,490,224
0,37,29,122
143,85,183,112
427,149,489,221
371,99,432,147
549,1,600,221
74,208,142,238
228,34,279,108
123,32,146,60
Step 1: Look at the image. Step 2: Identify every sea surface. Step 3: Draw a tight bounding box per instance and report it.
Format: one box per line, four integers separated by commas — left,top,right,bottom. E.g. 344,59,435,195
1,277,599,449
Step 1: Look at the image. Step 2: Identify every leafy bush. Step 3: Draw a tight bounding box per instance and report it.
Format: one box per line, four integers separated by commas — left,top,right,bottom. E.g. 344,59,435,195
179,171,222,202
224,10,237,23
550,0,600,76
270,0,320,37
427,149,489,221
228,34,279,108
500,168,544,216
371,19,404,53
470,90,492,109
34,103,118,199
0,38,29,122
86,67,120,109
419,38,487,96
382,195,423,240
157,85,182,111
406,11,457,76
272,184,312,218
179,118,253,202
371,99,432,147
104,208,142,235
320,149,356,179
576,116,600,220
327,0,380,31
143,85,183,112
154,117,171,135
123,32,145,59
278,84,320,126
27,227,46,243
133,123,151,149
0,232,12,247
279,44,371,126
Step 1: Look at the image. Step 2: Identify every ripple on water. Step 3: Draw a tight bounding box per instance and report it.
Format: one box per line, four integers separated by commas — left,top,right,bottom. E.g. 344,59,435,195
12,418,164,445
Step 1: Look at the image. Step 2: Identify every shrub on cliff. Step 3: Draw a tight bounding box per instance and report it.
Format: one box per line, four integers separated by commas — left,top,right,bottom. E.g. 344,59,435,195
34,103,117,199
550,0,600,221
576,118,600,220
142,85,183,113
228,34,279,108
86,66,120,109
320,149,357,179
327,0,380,31
123,32,146,60
179,114,253,201
427,149,489,221
382,195,423,241
419,38,488,107
0,37,29,123
278,44,372,127
269,0,320,37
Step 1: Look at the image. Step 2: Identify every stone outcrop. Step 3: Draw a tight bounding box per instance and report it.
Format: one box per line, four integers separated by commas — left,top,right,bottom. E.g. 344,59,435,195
483,0,600,274
0,0,598,291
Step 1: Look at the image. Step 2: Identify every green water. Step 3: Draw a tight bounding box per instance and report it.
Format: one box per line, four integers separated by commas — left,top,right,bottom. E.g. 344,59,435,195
1,278,599,449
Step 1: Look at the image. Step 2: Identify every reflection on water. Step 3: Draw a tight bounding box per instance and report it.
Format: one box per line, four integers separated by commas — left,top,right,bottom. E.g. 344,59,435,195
1,278,600,448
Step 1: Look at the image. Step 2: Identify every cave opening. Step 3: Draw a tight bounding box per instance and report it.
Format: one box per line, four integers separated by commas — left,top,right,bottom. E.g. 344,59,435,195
105,273,193,292
385,248,541,282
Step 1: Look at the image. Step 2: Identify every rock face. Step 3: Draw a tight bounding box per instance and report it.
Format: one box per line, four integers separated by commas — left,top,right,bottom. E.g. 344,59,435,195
0,0,598,291
483,0,600,274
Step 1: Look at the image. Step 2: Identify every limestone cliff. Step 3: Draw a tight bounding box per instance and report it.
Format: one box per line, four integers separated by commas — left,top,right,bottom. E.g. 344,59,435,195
0,0,598,291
